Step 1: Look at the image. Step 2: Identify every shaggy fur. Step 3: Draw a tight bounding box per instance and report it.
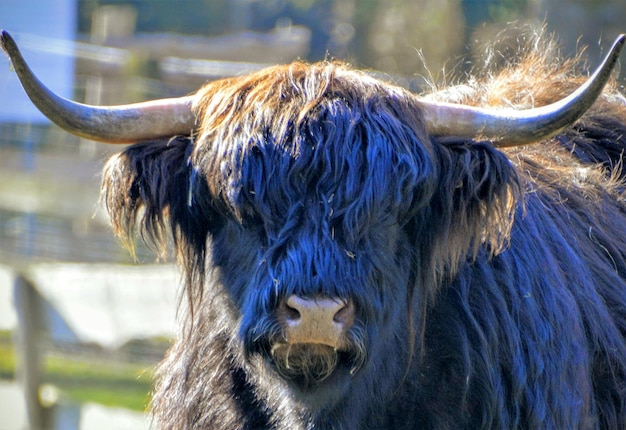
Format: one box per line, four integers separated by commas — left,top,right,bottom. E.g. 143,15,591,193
102,30,626,429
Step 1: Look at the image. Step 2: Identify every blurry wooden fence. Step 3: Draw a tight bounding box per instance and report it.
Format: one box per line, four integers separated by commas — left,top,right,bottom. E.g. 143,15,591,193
2,263,180,429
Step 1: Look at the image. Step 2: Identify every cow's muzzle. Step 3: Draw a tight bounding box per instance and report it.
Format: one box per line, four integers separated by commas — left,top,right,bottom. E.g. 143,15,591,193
280,296,355,348
270,295,364,388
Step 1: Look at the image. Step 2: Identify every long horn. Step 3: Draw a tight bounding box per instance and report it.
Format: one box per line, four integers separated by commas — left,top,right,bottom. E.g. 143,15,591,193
420,34,626,147
0,30,196,144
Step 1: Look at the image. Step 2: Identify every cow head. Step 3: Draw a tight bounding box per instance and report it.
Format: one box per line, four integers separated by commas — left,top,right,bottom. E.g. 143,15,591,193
2,30,624,407
191,64,433,391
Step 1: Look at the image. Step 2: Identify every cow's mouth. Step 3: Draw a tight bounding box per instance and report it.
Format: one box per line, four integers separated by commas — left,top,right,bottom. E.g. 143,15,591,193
270,342,365,390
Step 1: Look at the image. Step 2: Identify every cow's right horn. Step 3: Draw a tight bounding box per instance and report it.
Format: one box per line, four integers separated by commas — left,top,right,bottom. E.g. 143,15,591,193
0,30,196,144
419,33,626,147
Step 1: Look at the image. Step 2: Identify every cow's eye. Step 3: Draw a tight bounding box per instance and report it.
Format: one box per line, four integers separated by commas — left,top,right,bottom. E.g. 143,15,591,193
239,212,267,241
241,211,262,229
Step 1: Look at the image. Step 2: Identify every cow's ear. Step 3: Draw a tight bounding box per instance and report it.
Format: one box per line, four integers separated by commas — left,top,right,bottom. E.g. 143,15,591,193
101,136,216,260
422,138,521,278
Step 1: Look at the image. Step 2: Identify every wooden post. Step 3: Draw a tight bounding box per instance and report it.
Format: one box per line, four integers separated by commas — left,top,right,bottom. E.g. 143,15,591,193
13,274,51,429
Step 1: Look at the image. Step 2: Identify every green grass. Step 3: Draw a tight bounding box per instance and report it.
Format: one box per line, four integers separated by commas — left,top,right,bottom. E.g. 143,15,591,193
0,357,15,379
0,330,161,411
0,333,16,380
44,355,155,411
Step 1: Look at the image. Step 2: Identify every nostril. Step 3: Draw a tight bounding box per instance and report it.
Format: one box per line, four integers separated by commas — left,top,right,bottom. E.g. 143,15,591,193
333,301,355,327
284,302,301,321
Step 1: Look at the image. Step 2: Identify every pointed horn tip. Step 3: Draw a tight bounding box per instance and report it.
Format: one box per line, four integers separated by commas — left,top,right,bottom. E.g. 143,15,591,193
0,30,13,56
612,34,626,53
608,34,626,60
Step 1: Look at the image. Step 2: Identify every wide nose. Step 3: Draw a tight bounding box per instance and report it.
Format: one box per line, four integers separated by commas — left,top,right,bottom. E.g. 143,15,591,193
279,295,355,348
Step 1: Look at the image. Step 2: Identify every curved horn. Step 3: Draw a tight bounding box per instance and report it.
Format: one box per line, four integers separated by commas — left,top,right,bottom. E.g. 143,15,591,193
420,34,626,147
0,30,196,143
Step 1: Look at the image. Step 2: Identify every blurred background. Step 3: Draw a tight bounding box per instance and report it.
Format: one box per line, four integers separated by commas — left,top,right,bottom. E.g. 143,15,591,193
0,0,624,429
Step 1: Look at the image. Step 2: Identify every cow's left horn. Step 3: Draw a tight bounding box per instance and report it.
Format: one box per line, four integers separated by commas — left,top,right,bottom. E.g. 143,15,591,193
0,30,196,143
420,34,626,147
